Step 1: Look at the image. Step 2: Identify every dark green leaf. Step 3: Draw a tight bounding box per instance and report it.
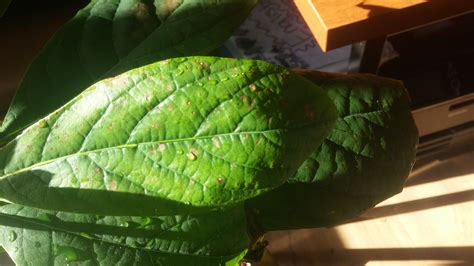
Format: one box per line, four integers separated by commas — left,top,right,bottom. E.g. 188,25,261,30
247,71,418,231
0,203,248,265
0,57,337,215
0,0,259,144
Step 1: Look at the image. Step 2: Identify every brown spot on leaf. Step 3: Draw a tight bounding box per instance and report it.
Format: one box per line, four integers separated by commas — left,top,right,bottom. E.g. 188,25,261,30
38,119,48,128
158,144,166,152
212,137,221,148
216,176,224,184
186,149,198,161
199,62,210,68
108,180,118,191
249,84,257,91
111,74,129,86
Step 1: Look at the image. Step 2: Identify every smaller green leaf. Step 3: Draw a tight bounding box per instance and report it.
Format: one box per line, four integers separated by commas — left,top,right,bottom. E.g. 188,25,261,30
247,70,419,231
0,203,249,265
0,0,259,144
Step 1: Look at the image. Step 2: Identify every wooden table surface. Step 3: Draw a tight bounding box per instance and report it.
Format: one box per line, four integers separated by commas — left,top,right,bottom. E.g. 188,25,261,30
294,0,474,51
260,151,474,265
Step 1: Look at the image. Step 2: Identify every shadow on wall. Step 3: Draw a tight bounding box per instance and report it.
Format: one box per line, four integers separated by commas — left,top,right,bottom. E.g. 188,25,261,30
348,190,473,222
267,216,474,265
267,225,474,265
271,245,474,265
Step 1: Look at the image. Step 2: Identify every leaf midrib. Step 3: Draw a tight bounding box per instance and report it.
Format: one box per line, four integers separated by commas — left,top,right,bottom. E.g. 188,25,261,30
1,125,315,179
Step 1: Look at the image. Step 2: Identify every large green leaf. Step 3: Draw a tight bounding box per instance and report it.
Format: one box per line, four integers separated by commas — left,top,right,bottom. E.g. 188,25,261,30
0,0,259,144
247,71,418,231
0,203,248,265
0,57,337,215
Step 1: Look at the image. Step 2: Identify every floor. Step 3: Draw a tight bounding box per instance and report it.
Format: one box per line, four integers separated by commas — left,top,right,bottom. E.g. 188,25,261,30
261,151,474,266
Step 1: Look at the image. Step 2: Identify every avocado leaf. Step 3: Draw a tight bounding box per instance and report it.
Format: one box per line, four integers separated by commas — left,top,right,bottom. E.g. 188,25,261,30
0,57,337,216
246,70,418,231
0,0,259,144
0,203,248,265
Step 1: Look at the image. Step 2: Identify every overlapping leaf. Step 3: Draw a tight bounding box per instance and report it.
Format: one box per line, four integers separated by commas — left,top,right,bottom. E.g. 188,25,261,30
0,57,337,215
0,203,248,265
247,71,418,231
0,0,259,144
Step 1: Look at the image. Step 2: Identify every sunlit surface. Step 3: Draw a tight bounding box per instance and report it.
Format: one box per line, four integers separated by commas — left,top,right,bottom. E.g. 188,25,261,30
295,0,473,51
312,0,429,26
264,151,474,265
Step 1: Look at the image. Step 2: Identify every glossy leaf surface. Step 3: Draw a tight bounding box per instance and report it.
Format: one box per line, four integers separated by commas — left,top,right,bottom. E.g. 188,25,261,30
0,0,258,144
247,71,418,231
0,203,248,265
0,57,337,215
